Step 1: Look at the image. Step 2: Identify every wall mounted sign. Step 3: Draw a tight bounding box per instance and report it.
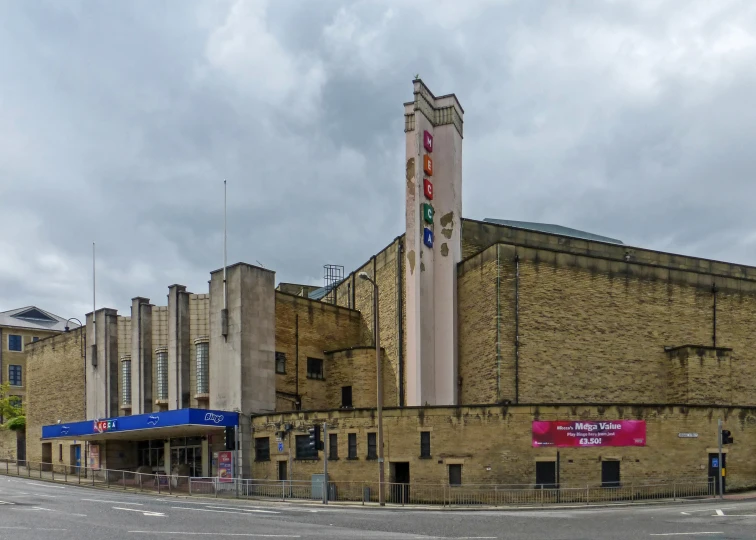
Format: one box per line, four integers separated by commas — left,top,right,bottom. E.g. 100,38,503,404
532,420,646,448
278,441,284,453
423,178,433,200
678,432,698,438
423,130,433,152
218,450,234,482
423,155,433,176
94,419,117,433
423,228,434,248
89,444,100,470
422,203,434,224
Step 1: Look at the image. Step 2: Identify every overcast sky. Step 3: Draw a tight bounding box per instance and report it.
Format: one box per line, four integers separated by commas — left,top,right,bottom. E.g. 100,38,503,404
2,0,756,318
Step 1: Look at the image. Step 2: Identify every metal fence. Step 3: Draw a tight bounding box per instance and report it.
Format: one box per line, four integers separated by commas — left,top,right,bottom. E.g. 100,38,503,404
0,460,713,507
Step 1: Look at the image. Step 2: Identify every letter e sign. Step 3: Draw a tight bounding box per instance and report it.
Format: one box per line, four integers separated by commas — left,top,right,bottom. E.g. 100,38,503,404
423,178,433,200
423,130,433,152
423,155,433,176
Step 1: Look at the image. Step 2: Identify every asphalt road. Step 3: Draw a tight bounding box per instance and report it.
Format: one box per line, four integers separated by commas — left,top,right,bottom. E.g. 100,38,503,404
1,476,756,539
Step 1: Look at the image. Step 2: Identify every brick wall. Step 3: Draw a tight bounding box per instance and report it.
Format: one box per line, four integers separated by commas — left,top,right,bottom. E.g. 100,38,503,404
251,404,756,490
274,292,365,411
152,306,168,411
117,316,132,414
325,348,397,409
0,326,59,403
189,294,210,408
25,328,86,466
457,242,756,407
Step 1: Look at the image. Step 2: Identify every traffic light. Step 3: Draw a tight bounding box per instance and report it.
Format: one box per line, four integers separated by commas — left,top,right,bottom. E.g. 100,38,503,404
721,429,734,445
225,426,236,450
308,425,322,452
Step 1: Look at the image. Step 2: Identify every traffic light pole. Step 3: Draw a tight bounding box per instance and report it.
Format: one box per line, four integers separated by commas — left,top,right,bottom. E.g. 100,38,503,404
718,418,723,500
323,421,328,505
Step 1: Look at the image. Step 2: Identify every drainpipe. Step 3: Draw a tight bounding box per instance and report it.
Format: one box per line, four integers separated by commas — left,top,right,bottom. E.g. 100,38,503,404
495,244,501,402
295,314,300,410
397,238,404,407
712,283,718,348
514,254,520,404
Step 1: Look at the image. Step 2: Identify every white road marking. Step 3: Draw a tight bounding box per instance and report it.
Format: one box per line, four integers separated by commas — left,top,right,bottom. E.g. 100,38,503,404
171,506,280,516
32,506,55,511
0,501,15,505
113,506,165,517
650,533,724,537
38,528,68,531
681,512,690,515
83,498,143,505
129,533,300,538
25,492,57,498
0,526,28,530
9,480,65,489
206,505,282,514
715,509,724,516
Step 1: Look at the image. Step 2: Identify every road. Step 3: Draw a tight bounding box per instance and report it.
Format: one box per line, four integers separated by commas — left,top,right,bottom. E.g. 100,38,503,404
1,476,756,539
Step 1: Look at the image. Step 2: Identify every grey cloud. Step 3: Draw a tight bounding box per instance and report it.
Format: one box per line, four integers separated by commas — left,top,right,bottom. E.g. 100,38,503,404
2,0,756,318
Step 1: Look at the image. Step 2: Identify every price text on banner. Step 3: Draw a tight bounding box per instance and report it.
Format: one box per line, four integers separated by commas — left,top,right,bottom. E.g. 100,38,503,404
532,420,646,448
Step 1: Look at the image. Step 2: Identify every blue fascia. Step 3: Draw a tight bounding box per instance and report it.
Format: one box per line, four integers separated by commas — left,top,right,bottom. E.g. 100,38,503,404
42,408,239,439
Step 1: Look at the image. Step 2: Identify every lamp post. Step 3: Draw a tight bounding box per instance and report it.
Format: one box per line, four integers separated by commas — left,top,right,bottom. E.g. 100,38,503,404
358,271,385,506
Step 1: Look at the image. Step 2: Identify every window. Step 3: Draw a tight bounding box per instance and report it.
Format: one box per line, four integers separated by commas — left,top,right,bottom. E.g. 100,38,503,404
295,435,317,460
8,365,22,386
8,335,21,352
196,342,209,394
341,386,353,408
329,434,338,460
420,432,431,458
254,437,270,461
347,433,357,459
156,350,168,400
602,460,621,488
9,396,21,408
121,357,131,406
59,444,63,461
306,357,324,380
449,464,462,486
32,337,39,343
275,352,286,374
367,433,377,460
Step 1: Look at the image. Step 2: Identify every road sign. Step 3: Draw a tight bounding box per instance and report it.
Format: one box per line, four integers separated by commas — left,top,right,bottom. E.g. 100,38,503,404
712,457,719,468
278,441,284,452
423,228,434,248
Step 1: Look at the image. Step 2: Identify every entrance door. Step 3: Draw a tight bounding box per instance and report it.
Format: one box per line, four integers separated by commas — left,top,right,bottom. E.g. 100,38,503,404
41,442,52,472
390,462,410,504
16,432,26,467
601,460,621,488
709,453,726,494
535,461,557,489
278,461,287,481
70,445,81,474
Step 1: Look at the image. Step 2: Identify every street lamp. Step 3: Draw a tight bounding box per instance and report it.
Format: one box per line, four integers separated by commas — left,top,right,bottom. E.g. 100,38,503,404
358,271,385,506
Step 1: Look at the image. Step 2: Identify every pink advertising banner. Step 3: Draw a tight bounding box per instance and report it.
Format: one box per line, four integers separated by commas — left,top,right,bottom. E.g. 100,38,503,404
532,420,646,448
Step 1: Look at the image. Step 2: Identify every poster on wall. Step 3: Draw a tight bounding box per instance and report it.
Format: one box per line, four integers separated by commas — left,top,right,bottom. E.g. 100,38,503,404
218,451,233,482
532,420,646,448
89,444,100,470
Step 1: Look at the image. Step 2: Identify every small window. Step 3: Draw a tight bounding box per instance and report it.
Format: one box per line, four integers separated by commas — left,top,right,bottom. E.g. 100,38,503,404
8,335,22,352
254,437,270,461
8,365,22,386
9,396,21,408
59,444,63,461
449,464,462,486
367,433,377,460
420,431,431,458
295,435,317,460
32,337,39,343
602,460,621,488
341,386,353,408
275,352,286,374
348,433,357,459
307,357,324,380
329,434,338,460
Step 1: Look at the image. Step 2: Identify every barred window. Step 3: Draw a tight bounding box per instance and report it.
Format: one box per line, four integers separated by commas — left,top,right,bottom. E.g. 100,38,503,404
121,357,131,406
156,350,168,400
196,341,209,394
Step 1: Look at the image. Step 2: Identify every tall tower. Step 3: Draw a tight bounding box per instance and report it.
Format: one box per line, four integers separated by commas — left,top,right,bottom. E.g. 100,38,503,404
404,79,464,406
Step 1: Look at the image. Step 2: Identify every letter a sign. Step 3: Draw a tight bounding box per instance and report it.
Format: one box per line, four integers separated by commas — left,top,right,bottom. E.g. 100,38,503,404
423,130,433,153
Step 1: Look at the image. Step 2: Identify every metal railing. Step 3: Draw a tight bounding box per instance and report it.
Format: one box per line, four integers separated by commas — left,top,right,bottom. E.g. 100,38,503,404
0,460,714,507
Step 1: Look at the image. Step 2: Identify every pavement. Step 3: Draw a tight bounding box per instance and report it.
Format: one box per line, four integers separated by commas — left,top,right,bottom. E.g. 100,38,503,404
3,476,756,539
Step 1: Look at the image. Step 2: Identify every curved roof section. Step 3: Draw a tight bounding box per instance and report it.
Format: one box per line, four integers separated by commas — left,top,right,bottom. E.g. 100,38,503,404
483,219,623,245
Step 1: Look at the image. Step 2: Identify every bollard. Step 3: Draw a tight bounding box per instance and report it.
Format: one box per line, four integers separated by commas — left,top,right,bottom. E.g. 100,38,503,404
123,470,126,490
157,474,161,494
189,477,192,496
586,485,590,505
281,480,285,502
5,460,7,474
52,466,54,482
673,482,676,501
78,466,81,485
64,466,67,484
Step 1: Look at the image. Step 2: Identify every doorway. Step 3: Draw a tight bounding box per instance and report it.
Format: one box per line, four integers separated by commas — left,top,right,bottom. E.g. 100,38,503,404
69,445,82,475
15,431,26,467
535,461,557,489
601,460,621,488
390,462,410,504
41,442,52,472
278,460,287,481
709,453,726,495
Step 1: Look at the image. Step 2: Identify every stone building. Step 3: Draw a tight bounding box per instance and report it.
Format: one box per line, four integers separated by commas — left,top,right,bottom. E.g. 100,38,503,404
29,80,756,493
0,306,75,461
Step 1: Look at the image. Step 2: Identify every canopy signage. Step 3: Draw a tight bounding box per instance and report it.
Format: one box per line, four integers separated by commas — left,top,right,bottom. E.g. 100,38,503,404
43,408,239,439
532,420,646,448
